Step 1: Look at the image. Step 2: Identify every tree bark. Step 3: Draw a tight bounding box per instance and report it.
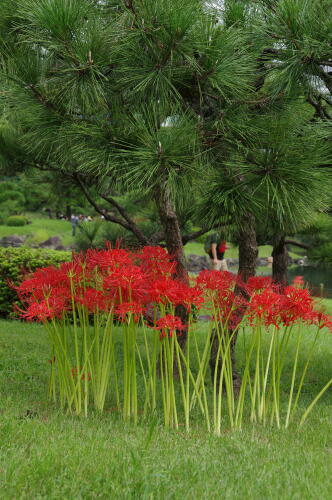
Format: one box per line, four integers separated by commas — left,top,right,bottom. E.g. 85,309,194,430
237,213,259,284
154,181,189,286
272,233,289,291
210,212,258,390
154,181,189,351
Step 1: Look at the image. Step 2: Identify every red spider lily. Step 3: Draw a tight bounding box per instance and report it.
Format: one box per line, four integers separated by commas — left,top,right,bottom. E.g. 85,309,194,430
19,298,64,322
280,286,315,325
146,277,202,310
147,277,179,305
115,302,144,323
85,247,132,272
181,285,204,311
292,276,305,288
247,289,283,327
58,258,87,283
138,246,176,279
309,311,332,331
247,285,318,328
196,270,237,294
75,287,114,313
214,289,247,323
154,314,186,338
103,264,147,304
15,266,71,301
18,284,72,321
246,276,272,293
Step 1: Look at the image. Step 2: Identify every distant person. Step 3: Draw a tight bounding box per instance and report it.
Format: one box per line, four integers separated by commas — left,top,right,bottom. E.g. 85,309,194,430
205,233,228,271
44,207,52,219
71,214,79,236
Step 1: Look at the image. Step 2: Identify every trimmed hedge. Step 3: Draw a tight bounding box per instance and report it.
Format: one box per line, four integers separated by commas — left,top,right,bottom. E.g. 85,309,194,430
0,247,70,317
6,215,29,227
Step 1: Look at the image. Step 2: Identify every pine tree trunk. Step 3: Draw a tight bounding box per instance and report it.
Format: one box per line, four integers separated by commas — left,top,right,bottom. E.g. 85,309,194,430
154,180,189,351
272,233,288,291
210,212,258,389
237,213,259,283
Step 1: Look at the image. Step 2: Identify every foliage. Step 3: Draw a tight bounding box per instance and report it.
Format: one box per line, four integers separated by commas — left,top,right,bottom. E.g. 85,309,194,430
0,246,70,317
0,0,331,275
297,214,332,267
74,220,105,251
6,215,29,226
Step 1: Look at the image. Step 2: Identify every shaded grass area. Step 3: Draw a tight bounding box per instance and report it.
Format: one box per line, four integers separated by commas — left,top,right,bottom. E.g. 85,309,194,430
1,309,332,499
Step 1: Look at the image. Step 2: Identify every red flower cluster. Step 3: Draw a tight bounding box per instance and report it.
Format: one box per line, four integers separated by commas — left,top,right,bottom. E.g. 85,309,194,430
247,283,332,330
15,246,332,334
16,247,204,323
154,314,186,337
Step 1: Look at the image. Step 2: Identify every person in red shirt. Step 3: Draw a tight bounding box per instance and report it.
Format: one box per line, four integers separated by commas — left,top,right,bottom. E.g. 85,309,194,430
207,233,228,271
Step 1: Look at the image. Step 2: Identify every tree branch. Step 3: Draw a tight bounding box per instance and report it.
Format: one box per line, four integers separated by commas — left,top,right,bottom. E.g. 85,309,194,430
100,192,150,244
306,96,325,120
307,95,330,120
315,65,332,94
182,221,233,245
74,174,149,243
284,239,310,250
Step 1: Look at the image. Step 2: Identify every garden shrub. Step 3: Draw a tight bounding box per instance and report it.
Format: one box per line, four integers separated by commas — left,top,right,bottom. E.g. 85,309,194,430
0,213,8,225
0,247,70,317
26,229,50,246
0,189,25,204
6,215,29,227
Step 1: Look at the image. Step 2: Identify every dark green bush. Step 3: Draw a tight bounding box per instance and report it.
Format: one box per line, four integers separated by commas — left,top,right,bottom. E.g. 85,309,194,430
6,215,29,227
0,247,70,317
0,189,25,204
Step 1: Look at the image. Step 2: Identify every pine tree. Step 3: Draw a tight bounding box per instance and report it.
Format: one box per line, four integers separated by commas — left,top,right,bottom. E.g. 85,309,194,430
0,0,331,301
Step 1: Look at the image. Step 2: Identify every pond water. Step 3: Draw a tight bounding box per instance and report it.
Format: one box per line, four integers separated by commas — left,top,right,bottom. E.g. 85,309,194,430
256,265,332,298
288,266,332,297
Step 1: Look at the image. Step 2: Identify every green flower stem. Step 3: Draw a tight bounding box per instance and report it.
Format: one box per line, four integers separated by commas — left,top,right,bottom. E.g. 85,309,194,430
250,325,261,423
186,314,192,431
285,327,302,428
291,326,321,420
258,326,275,422
300,377,332,427
70,278,82,413
175,335,189,432
238,326,258,427
190,322,213,413
160,342,167,426
272,329,280,428
213,329,223,434
175,340,205,410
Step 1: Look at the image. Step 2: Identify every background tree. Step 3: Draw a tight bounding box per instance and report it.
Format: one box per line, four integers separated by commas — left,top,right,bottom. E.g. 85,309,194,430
1,0,331,277
0,0,256,282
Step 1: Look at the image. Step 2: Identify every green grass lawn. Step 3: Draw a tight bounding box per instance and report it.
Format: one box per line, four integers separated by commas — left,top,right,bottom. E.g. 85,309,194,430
0,215,302,261
184,241,301,260
1,310,332,499
0,216,74,247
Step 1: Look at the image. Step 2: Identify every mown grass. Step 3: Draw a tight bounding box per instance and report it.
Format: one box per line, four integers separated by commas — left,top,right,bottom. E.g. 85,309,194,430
1,305,332,499
185,241,301,260
0,215,302,261
0,216,74,247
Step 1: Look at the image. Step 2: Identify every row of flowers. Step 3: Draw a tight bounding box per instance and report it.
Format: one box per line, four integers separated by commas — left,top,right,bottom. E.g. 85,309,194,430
14,246,332,432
